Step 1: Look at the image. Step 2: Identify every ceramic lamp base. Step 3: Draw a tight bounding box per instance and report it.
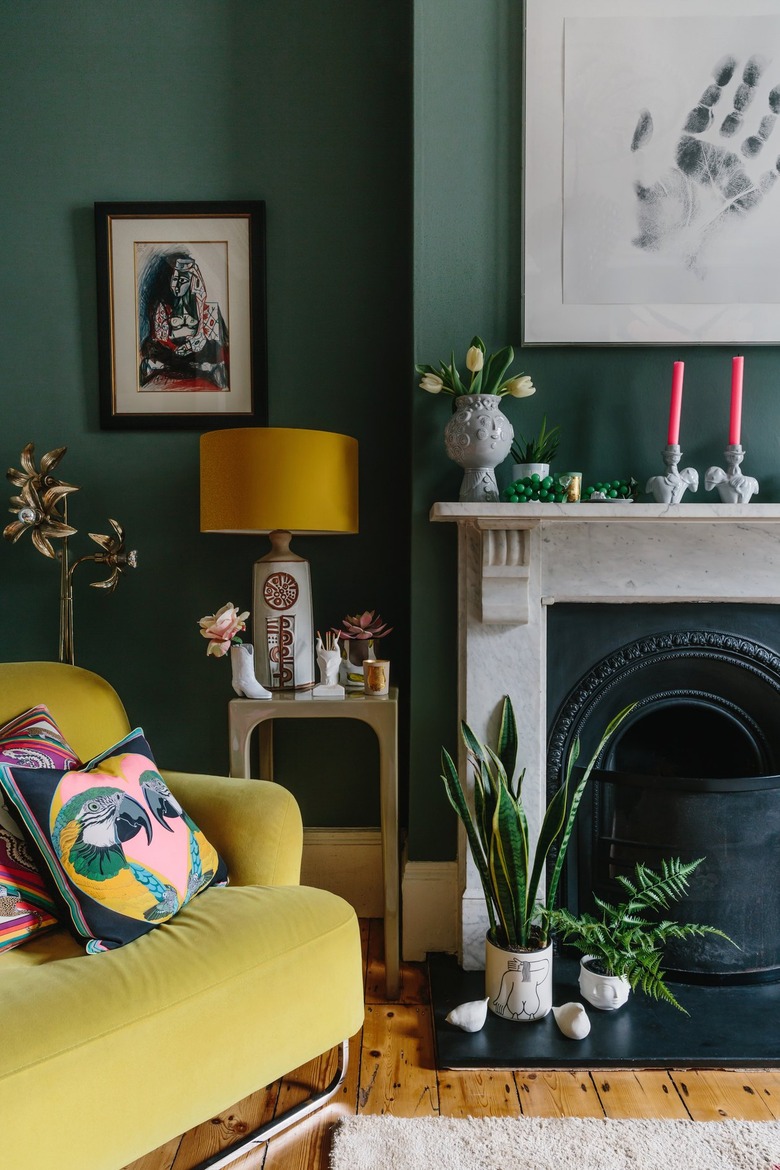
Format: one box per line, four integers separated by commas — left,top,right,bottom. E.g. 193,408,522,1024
253,531,315,690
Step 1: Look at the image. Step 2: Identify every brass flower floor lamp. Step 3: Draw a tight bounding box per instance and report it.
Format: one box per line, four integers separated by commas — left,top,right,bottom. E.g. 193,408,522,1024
4,443,137,665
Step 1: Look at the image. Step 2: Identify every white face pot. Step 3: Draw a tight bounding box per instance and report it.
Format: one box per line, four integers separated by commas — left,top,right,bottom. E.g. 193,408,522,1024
485,934,553,1022
578,956,631,1011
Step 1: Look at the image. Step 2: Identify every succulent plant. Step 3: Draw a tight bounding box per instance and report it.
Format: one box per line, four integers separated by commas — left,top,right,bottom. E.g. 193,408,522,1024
334,610,392,642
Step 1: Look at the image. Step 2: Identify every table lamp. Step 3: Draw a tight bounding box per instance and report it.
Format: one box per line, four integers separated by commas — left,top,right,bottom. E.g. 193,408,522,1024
200,427,359,691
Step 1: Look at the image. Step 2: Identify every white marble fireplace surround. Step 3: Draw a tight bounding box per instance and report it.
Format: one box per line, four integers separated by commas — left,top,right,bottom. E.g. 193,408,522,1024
431,501,780,969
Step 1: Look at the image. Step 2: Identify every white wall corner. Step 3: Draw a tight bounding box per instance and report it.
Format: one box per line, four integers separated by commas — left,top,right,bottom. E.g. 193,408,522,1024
402,859,459,961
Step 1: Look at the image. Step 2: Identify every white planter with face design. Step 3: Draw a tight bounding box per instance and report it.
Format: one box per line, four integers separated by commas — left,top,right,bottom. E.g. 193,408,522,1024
578,956,631,1011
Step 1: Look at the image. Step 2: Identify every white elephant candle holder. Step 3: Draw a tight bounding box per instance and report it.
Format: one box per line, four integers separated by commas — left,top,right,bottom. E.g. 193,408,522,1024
646,444,699,503
705,445,759,504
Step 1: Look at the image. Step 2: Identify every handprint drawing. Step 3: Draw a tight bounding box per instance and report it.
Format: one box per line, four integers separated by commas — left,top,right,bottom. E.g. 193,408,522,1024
632,54,780,276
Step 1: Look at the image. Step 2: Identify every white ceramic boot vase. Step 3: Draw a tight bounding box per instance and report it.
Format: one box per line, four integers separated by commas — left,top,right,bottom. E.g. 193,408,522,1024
230,644,272,699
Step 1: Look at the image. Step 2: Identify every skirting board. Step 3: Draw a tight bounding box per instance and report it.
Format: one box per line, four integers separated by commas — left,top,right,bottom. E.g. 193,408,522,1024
301,828,384,918
401,860,459,961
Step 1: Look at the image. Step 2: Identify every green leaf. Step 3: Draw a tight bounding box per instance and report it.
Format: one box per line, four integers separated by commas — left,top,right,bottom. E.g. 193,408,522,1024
489,780,528,946
496,696,518,786
481,346,514,396
439,747,497,938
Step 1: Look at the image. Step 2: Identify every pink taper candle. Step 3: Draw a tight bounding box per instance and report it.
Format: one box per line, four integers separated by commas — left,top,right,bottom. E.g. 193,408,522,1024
729,355,744,446
667,361,684,445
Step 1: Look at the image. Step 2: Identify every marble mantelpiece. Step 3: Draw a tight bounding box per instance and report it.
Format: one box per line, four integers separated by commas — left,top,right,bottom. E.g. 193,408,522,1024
431,501,780,968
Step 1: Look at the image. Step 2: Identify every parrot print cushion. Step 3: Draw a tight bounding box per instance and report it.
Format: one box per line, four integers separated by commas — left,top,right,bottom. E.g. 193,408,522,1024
0,728,228,953
0,706,79,952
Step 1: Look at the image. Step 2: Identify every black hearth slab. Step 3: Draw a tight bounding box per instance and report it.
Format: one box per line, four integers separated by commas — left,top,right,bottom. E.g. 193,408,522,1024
429,954,780,1069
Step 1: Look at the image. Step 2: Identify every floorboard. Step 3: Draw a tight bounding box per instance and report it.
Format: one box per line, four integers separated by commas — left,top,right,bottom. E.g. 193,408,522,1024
516,1070,605,1118
124,920,780,1170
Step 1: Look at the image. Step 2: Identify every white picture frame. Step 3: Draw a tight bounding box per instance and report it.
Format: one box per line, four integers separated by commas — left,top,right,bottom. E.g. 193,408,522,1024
523,0,780,345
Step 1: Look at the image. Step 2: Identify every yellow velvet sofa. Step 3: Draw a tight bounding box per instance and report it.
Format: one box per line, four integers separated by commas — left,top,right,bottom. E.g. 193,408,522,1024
0,661,365,1170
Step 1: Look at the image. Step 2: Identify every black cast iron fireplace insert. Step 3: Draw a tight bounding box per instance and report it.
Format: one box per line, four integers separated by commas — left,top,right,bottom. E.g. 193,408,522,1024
547,628,780,985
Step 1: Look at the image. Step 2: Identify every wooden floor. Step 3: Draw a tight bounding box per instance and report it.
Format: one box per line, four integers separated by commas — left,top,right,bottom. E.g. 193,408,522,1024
126,919,780,1170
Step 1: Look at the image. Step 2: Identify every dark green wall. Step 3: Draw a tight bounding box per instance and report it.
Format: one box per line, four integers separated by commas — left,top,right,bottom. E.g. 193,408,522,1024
1,2,411,829
408,0,780,860
5,2,780,863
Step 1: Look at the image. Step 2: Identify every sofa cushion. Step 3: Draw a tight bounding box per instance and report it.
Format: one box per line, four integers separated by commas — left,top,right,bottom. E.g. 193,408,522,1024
0,704,81,772
0,705,79,952
0,728,228,952
0,804,60,953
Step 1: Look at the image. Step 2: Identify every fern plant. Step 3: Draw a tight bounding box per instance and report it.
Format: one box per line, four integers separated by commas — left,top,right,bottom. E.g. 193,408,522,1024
547,858,735,1012
440,697,633,951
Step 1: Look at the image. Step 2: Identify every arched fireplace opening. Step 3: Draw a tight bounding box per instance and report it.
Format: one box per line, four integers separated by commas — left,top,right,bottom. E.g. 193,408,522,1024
548,630,780,985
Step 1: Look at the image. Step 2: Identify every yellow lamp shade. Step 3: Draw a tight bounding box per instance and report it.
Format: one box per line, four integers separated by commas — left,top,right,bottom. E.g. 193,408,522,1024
200,428,359,535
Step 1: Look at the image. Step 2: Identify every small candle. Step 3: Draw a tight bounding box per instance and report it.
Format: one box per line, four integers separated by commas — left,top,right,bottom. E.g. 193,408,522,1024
729,355,744,446
667,361,684,445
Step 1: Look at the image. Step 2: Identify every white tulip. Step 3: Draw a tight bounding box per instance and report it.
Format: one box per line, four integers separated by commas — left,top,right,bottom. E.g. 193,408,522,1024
420,373,445,394
466,346,485,373
504,375,536,398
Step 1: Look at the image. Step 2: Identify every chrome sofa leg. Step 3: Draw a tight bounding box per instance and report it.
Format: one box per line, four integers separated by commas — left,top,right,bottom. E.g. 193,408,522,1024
192,1038,349,1170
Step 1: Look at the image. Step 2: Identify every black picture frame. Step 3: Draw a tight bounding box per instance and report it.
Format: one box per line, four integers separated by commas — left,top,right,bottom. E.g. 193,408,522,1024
95,201,267,430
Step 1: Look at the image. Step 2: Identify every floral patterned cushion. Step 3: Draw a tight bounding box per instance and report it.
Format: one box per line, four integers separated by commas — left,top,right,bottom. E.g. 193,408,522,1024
0,706,79,953
0,704,81,772
0,728,228,953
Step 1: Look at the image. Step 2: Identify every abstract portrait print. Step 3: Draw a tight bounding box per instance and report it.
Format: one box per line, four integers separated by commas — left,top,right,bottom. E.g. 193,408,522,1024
0,730,227,952
136,242,230,394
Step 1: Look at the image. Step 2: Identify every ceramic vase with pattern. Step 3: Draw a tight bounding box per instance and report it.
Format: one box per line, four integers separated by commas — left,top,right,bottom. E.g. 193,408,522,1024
444,394,513,503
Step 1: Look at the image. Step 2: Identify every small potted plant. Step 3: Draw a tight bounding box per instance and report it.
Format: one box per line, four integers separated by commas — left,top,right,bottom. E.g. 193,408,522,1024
546,857,735,1013
332,609,392,690
440,696,633,1022
510,415,561,481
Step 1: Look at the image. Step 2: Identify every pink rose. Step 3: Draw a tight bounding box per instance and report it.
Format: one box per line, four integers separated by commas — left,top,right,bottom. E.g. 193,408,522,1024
198,602,249,656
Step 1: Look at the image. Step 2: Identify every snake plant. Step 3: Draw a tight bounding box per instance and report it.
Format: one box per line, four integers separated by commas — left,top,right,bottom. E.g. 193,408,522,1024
440,697,633,950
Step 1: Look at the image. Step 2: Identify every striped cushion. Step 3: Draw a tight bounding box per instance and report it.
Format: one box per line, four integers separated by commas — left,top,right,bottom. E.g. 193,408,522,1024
0,706,79,953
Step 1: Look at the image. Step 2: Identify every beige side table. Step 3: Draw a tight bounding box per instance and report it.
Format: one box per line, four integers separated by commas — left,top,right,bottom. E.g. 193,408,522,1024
228,688,400,998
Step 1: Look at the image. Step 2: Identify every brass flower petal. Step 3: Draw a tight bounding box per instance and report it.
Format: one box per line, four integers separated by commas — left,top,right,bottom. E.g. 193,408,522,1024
39,446,68,478
19,444,37,476
31,528,57,559
41,483,79,508
3,519,29,543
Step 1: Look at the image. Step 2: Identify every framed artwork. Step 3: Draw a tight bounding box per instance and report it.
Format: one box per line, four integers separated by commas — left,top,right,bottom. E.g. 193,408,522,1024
523,0,780,345
95,201,267,428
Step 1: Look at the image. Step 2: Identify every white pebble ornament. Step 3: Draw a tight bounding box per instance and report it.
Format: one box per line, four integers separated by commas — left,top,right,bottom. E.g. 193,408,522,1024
446,997,490,1033
552,1002,591,1040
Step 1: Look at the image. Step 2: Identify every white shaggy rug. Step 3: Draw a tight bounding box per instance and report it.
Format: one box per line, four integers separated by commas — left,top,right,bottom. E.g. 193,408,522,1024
330,1116,780,1169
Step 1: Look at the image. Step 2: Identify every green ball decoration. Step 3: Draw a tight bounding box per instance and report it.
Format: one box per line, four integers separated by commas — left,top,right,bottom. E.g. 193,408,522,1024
502,474,568,504
581,475,639,501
